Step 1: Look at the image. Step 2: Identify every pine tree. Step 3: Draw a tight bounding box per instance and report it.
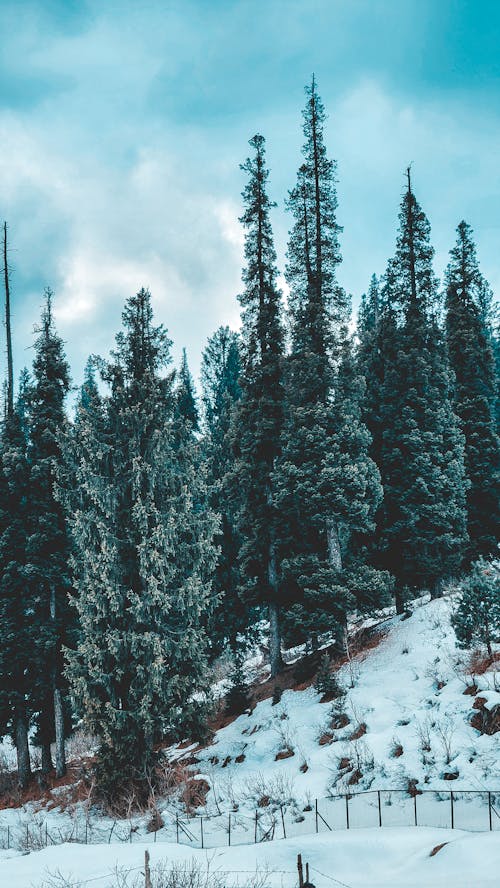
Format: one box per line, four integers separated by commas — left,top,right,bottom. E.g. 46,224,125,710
201,326,244,655
372,172,468,606
60,289,218,799
453,559,500,657
275,79,386,643
231,134,286,678
26,290,72,777
176,347,199,431
0,375,34,787
445,221,500,560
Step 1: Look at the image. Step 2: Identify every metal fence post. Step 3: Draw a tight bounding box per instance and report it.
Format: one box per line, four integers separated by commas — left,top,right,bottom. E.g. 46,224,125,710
200,816,204,849
176,814,179,844
228,813,231,846
414,793,418,827
7,826,9,850
254,811,258,843
280,806,286,839
489,792,493,831
315,799,318,834
378,791,382,827
345,794,350,829
450,792,454,830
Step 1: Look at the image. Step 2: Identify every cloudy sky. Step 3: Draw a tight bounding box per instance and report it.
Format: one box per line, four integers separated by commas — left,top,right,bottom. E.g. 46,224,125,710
1,0,500,394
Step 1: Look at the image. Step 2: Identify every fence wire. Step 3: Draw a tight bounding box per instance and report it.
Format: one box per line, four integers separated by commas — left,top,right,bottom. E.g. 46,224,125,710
0,788,498,853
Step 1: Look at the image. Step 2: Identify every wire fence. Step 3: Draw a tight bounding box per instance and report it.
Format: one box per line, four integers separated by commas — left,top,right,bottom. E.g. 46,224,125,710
1,788,498,853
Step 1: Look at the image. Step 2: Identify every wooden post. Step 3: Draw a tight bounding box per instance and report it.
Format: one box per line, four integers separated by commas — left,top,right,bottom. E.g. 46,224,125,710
297,854,304,888
144,849,152,888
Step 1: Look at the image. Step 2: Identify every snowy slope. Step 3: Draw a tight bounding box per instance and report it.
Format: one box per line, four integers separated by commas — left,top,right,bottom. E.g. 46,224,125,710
193,596,500,814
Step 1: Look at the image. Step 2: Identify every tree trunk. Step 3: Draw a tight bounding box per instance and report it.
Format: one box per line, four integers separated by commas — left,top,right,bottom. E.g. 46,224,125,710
15,707,31,789
430,577,445,600
395,587,404,615
41,743,53,774
268,600,283,679
326,517,342,571
50,586,66,778
53,687,66,778
267,522,283,677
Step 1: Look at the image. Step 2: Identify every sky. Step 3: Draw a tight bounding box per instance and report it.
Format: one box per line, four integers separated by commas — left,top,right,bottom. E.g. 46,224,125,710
1,0,500,396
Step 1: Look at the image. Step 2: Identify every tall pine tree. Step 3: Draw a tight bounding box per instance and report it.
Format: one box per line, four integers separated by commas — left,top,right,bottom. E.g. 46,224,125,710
231,134,286,678
60,289,218,799
27,290,72,777
445,221,500,560
371,172,468,607
275,79,386,643
201,327,244,656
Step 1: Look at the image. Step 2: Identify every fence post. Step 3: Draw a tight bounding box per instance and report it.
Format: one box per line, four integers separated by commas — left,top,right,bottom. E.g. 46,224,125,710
144,849,152,888
26,823,29,848
450,792,454,830
315,799,318,834
489,792,493,832
280,806,286,839
345,794,350,829
254,811,258,843
228,813,231,846
85,821,88,844
414,793,418,827
200,816,204,849
176,814,179,844
377,791,382,827
7,826,9,850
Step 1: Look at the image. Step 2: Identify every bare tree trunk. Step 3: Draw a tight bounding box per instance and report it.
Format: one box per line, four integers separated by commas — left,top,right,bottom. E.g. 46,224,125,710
430,577,445,600
15,706,31,789
268,600,283,679
3,221,13,417
50,586,66,778
41,743,53,774
395,588,404,615
326,517,342,571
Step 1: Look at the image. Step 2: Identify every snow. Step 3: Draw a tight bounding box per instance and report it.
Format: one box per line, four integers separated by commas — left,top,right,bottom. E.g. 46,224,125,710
1,828,500,887
193,596,500,815
1,595,499,885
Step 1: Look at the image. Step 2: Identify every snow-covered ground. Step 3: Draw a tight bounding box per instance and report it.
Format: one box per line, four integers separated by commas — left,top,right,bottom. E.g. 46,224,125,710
1,595,499,885
193,596,500,815
1,828,500,887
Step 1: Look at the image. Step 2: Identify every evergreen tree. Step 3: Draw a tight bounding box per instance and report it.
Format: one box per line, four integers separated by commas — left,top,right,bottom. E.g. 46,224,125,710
26,290,72,777
176,347,199,431
275,79,386,643
201,326,244,655
0,375,33,787
445,221,500,560
60,289,218,799
453,559,500,657
231,134,286,677
371,172,467,607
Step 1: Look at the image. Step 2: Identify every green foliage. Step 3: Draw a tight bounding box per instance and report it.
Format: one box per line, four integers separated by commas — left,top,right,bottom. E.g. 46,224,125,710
315,653,344,700
201,327,246,656
445,221,500,561
231,134,286,675
453,560,500,657
363,178,468,601
60,288,218,795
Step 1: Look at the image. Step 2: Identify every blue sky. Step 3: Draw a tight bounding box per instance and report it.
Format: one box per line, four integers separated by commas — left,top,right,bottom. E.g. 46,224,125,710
1,0,500,391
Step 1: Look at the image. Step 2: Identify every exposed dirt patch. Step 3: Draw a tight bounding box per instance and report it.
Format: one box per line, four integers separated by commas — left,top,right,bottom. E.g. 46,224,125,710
349,722,367,741
275,748,295,761
430,842,448,857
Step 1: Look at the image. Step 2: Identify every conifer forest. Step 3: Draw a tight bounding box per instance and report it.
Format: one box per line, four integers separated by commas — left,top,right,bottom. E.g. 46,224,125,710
0,75,499,824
